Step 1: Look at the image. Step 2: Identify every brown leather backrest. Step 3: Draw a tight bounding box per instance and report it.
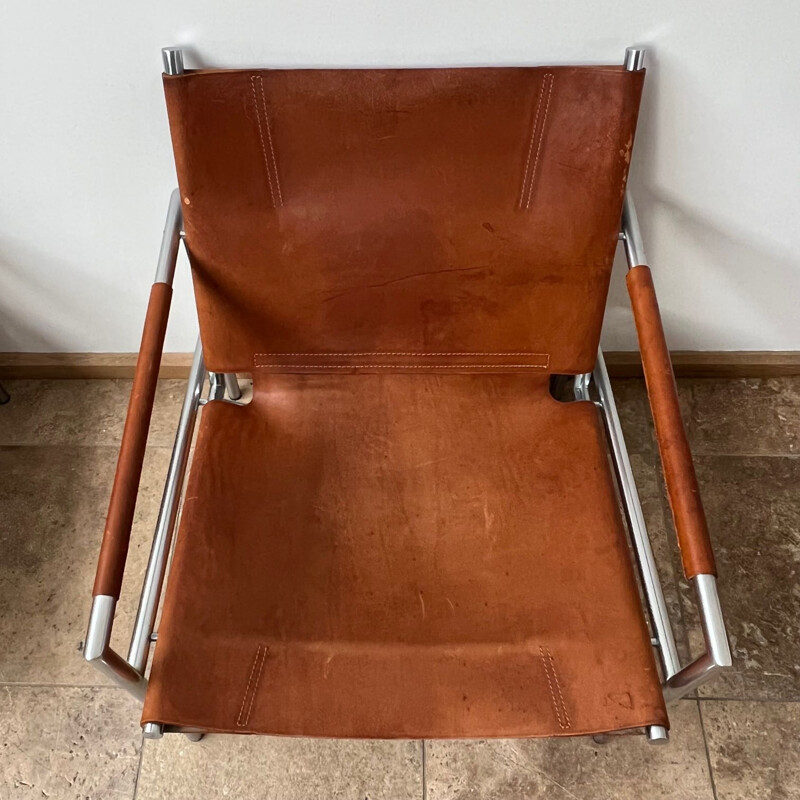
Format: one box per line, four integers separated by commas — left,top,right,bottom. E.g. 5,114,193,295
164,66,644,374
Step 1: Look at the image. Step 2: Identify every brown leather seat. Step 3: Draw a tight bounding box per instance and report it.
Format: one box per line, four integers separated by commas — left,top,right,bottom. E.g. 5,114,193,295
142,371,666,736
100,62,681,737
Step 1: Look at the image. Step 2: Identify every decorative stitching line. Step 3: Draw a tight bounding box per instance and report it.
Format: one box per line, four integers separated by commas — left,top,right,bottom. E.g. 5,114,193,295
539,646,571,730
250,76,280,208
526,76,554,208
539,646,567,729
254,352,550,358
254,364,550,370
256,75,283,206
253,353,551,370
545,648,571,728
242,650,266,727
520,73,551,207
519,73,554,210
525,74,554,209
236,644,267,727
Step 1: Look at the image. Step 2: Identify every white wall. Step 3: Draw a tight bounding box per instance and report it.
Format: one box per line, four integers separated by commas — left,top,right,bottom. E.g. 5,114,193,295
2,1,798,353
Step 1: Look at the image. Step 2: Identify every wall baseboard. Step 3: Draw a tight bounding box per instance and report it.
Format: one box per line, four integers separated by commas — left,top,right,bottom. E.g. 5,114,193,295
604,351,800,378
0,351,799,380
0,352,194,380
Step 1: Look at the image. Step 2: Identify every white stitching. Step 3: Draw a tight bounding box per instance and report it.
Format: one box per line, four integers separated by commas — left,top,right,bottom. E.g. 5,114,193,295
546,648,571,728
250,76,278,208
253,353,551,369
254,352,550,357
236,645,266,727
254,364,549,369
241,647,267,727
236,645,261,726
525,74,554,210
539,646,571,729
539,646,566,729
256,75,283,206
519,73,552,208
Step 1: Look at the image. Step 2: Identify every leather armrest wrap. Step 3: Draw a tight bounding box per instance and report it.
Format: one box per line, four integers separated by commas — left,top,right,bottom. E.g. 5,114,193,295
626,265,716,579
92,282,172,598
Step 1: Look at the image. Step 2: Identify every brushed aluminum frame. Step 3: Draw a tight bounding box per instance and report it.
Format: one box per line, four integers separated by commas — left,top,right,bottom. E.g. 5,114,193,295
84,594,147,701
586,46,730,741
128,339,206,673
624,46,646,73
594,349,682,679
83,180,238,733
162,46,185,77
85,188,194,701
606,188,732,713
224,373,243,401
663,574,731,702
154,190,182,285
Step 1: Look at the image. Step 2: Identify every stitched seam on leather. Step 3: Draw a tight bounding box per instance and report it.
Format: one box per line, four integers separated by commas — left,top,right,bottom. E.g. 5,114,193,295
255,364,549,369
545,649,571,728
539,650,564,728
256,75,283,206
250,76,279,208
253,353,551,370
254,352,549,357
242,650,266,726
520,72,552,207
236,644,267,727
539,646,571,730
524,74,554,210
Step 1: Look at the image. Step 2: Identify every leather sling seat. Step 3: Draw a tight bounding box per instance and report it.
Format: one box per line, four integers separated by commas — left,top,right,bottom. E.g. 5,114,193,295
142,371,667,736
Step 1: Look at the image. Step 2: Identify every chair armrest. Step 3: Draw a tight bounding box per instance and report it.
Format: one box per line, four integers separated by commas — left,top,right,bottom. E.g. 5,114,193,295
91,188,182,599
626,264,716,579
92,282,172,598
85,190,184,702
617,191,730,703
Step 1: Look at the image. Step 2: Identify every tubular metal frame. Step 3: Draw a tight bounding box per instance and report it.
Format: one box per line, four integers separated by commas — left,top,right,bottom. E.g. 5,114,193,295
614,178,730,707
84,189,192,704
84,44,729,742
592,189,732,732
582,47,731,742
83,184,233,725
127,338,206,674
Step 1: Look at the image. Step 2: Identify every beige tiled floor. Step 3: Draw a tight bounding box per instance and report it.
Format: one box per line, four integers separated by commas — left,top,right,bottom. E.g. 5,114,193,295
0,376,798,799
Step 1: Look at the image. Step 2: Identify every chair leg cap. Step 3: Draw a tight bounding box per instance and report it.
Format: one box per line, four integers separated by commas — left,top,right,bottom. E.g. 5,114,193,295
647,725,669,744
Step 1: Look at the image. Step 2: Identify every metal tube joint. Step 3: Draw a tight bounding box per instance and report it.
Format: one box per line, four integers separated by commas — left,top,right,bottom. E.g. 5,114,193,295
663,575,732,703
84,595,146,701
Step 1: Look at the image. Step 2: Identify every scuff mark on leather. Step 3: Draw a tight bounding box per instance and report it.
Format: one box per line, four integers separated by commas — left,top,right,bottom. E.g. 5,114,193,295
321,265,488,303
606,691,634,710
